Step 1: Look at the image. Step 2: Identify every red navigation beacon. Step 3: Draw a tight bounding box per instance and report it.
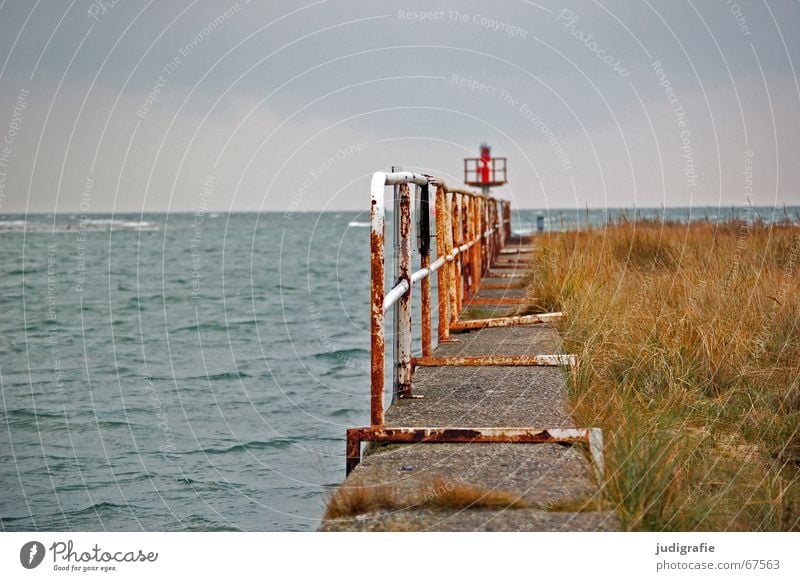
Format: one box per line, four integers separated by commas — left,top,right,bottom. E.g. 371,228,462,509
464,143,507,194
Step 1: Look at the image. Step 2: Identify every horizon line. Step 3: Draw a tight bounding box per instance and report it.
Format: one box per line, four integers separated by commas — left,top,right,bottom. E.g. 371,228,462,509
4,204,800,216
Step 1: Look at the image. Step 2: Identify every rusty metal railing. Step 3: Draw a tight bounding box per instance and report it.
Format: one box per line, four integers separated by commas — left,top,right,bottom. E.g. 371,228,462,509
368,171,510,414
346,170,604,481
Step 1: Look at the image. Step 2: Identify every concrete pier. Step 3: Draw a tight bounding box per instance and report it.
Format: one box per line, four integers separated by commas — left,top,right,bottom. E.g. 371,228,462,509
321,237,619,531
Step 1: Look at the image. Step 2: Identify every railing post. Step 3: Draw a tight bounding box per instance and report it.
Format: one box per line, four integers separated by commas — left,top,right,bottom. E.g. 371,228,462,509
470,196,480,296
492,200,506,254
496,200,504,253
453,194,463,314
397,183,413,398
462,196,471,299
478,197,485,277
369,173,386,427
462,196,469,296
446,192,458,325
435,186,450,342
483,198,488,277
490,201,495,264
420,183,432,357
487,199,494,266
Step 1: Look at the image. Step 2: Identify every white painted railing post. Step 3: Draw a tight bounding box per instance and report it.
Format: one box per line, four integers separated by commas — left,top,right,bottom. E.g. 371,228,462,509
396,183,413,398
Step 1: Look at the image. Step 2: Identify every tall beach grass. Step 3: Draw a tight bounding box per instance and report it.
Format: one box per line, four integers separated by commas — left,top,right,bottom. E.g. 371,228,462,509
525,217,800,530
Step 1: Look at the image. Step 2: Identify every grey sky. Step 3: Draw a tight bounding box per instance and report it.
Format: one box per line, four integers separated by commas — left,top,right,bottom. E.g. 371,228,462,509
0,0,798,212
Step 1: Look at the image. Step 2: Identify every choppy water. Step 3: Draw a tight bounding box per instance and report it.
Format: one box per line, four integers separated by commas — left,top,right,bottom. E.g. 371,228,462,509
1,206,797,531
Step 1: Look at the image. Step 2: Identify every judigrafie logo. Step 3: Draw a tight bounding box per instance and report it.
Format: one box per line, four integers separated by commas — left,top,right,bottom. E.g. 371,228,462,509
20,541,45,569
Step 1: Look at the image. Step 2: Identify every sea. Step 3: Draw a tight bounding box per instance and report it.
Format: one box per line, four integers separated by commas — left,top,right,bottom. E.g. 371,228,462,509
1,205,797,531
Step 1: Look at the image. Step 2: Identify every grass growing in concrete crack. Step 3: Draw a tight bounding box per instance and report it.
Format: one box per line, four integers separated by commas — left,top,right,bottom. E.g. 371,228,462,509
525,218,800,531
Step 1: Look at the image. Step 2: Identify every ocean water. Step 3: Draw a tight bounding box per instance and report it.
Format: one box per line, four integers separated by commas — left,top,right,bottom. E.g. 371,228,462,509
1,206,797,531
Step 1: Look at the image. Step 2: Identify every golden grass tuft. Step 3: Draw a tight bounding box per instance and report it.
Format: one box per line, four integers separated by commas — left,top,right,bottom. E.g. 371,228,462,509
420,478,530,510
323,478,530,520
323,484,398,520
527,218,800,531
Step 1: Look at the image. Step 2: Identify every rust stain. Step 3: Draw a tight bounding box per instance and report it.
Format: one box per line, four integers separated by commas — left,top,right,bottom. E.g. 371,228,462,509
369,227,384,426
344,426,596,472
486,271,526,278
463,297,529,306
435,186,450,343
450,313,563,332
476,282,523,290
411,355,566,367
397,183,413,398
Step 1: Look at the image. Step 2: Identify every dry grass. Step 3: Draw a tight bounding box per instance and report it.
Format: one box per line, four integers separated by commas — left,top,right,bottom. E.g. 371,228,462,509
323,478,530,520
526,217,800,531
323,484,399,520
421,478,530,510
545,495,607,513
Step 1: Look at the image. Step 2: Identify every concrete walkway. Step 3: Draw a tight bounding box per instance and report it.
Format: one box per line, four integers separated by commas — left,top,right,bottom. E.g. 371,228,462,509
321,237,619,531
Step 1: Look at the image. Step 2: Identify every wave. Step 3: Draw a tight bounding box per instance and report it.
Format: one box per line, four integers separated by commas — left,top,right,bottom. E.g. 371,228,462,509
185,438,300,455
347,221,370,228
309,348,369,363
328,407,360,417
170,320,256,333
168,514,239,532
120,221,156,229
69,501,137,516
175,476,244,490
3,409,63,420
55,471,157,492
94,419,135,429
82,219,156,228
185,370,252,381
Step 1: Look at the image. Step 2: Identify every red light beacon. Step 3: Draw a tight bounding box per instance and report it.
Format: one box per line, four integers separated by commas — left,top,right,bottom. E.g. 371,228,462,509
464,143,507,196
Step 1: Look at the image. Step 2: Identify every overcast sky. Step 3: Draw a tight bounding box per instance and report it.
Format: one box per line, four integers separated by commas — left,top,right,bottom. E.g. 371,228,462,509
0,0,798,212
